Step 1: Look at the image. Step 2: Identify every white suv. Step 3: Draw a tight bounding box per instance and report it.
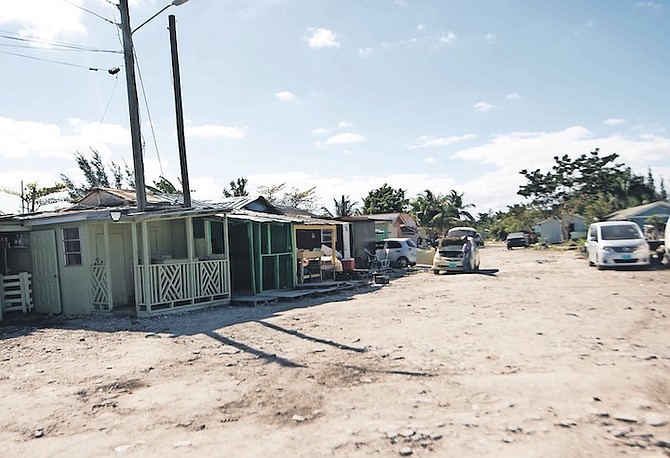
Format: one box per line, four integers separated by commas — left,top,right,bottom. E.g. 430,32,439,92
375,238,417,268
585,221,650,269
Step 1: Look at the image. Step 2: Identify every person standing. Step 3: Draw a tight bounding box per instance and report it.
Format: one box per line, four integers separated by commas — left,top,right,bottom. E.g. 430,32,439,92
462,236,472,271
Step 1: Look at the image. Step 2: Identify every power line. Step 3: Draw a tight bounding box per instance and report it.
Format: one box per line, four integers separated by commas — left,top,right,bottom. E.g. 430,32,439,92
100,73,120,123
0,49,101,69
135,52,165,178
60,0,116,26
0,30,121,54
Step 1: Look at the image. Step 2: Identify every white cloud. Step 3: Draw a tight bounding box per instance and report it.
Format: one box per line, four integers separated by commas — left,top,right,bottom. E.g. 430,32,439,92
474,101,494,112
171,126,670,216
448,126,670,210
485,33,496,44
408,134,477,150
338,121,353,128
311,127,331,135
603,118,627,126
0,0,87,43
316,133,366,148
437,31,457,45
185,124,247,139
635,2,662,9
417,24,425,32
0,117,128,160
505,92,523,100
357,47,373,58
304,28,340,48
275,91,297,102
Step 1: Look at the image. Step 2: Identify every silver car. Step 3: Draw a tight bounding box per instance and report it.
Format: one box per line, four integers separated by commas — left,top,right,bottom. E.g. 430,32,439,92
375,238,417,268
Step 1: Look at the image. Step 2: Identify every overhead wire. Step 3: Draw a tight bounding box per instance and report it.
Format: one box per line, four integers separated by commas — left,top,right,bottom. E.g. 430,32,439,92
0,29,121,54
60,0,117,26
134,52,165,178
0,49,111,70
100,73,120,123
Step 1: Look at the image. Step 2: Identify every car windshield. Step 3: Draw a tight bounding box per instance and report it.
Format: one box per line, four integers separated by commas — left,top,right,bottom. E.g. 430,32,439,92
600,224,642,241
507,233,524,239
406,239,417,248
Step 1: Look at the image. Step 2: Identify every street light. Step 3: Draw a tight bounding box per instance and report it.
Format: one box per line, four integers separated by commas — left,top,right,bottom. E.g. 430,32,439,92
118,0,189,211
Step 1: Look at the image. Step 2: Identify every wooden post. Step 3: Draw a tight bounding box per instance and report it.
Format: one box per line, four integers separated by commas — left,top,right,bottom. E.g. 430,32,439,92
141,220,151,313
103,222,113,311
131,221,139,314
222,214,230,295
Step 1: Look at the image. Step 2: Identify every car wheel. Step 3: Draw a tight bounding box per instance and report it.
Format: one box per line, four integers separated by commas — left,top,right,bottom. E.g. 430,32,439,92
432,269,440,275
397,257,409,268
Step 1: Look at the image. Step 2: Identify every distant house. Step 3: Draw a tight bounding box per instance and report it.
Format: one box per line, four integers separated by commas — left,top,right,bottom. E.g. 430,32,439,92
605,201,670,233
534,214,587,244
364,213,419,243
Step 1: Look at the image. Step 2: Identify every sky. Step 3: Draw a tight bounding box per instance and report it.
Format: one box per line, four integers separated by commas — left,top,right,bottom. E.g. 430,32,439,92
1,0,669,216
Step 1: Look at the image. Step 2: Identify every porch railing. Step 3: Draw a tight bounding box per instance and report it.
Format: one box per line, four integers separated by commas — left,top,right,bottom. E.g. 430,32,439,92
134,259,230,313
90,265,111,311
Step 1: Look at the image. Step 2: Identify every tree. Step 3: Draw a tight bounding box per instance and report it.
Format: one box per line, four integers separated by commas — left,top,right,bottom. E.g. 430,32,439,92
332,195,359,217
0,182,67,213
257,183,320,211
410,189,475,234
152,176,181,194
518,149,642,239
60,149,133,200
222,177,249,197
410,190,442,227
257,183,287,204
361,184,407,214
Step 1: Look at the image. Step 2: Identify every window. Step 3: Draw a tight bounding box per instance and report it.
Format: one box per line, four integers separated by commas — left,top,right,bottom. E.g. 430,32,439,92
63,227,82,266
321,229,332,245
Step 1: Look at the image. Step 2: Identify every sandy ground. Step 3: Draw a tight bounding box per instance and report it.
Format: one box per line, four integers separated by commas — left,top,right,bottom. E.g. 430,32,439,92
1,243,669,458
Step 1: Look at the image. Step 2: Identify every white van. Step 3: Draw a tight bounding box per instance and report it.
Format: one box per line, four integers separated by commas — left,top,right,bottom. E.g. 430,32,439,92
585,221,650,269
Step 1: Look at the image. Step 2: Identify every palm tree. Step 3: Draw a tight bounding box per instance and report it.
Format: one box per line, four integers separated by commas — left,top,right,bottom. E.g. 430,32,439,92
333,195,358,217
443,190,475,221
410,189,475,234
410,190,441,227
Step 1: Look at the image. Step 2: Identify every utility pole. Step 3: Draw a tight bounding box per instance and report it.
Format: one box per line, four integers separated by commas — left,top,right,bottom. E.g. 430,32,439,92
168,14,191,208
118,0,147,211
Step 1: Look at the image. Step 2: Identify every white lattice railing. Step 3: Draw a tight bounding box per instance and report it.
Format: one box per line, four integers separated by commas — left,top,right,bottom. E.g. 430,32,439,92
134,259,230,312
90,265,110,311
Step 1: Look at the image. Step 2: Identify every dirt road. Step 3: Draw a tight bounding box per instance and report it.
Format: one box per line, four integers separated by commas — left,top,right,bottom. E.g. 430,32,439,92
1,244,669,457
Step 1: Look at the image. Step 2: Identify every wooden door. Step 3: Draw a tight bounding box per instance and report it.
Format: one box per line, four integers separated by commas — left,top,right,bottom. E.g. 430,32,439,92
30,229,62,314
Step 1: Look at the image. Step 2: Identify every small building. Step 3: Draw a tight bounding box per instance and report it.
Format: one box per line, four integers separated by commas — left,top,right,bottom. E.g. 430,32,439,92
534,214,587,244
605,201,670,234
1,188,234,319
364,213,419,243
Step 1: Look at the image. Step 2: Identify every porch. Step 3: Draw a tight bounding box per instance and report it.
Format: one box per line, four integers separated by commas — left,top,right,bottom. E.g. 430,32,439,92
89,210,232,317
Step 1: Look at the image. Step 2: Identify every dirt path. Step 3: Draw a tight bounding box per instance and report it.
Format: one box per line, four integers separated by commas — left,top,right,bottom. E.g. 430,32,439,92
1,244,669,457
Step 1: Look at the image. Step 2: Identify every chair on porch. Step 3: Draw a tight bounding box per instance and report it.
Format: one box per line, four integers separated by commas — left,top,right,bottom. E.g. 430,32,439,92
364,248,390,271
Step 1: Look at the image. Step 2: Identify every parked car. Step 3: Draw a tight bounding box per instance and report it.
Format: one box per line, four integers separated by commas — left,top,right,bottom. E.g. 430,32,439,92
375,238,417,268
447,226,484,246
431,236,480,273
585,221,650,269
506,232,529,249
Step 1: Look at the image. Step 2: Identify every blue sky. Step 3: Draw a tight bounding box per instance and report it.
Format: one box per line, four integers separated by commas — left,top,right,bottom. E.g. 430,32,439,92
1,0,668,215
